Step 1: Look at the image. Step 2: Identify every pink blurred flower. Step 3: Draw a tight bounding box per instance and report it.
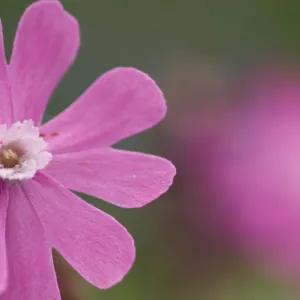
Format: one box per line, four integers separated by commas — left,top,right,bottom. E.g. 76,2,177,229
0,1,175,298
177,69,300,280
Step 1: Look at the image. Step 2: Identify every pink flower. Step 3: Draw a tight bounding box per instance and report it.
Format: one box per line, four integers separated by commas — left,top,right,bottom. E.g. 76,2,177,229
0,1,175,298
177,69,300,280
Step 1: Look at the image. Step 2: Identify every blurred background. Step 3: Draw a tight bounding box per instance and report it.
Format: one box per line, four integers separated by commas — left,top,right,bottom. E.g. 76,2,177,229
3,0,300,299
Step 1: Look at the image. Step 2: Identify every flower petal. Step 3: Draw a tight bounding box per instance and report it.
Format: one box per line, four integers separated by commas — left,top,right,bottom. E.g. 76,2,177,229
23,172,135,289
44,148,176,208
41,67,166,153
9,1,80,125
2,183,60,299
0,182,8,295
0,21,12,125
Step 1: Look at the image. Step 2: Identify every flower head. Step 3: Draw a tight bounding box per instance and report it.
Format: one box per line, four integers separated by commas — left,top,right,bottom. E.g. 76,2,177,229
176,68,300,280
0,1,175,298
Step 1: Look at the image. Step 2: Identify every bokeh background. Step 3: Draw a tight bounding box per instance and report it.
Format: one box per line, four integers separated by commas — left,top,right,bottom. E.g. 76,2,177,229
2,0,300,299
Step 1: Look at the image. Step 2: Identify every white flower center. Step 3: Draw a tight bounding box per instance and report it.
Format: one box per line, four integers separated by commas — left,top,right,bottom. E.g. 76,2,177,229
0,120,52,181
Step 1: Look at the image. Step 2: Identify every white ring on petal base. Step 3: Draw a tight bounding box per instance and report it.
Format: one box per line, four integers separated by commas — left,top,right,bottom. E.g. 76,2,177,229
0,120,52,181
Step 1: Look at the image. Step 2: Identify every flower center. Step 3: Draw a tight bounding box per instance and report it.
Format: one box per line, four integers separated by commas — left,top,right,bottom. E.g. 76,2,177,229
0,120,52,181
0,147,20,168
